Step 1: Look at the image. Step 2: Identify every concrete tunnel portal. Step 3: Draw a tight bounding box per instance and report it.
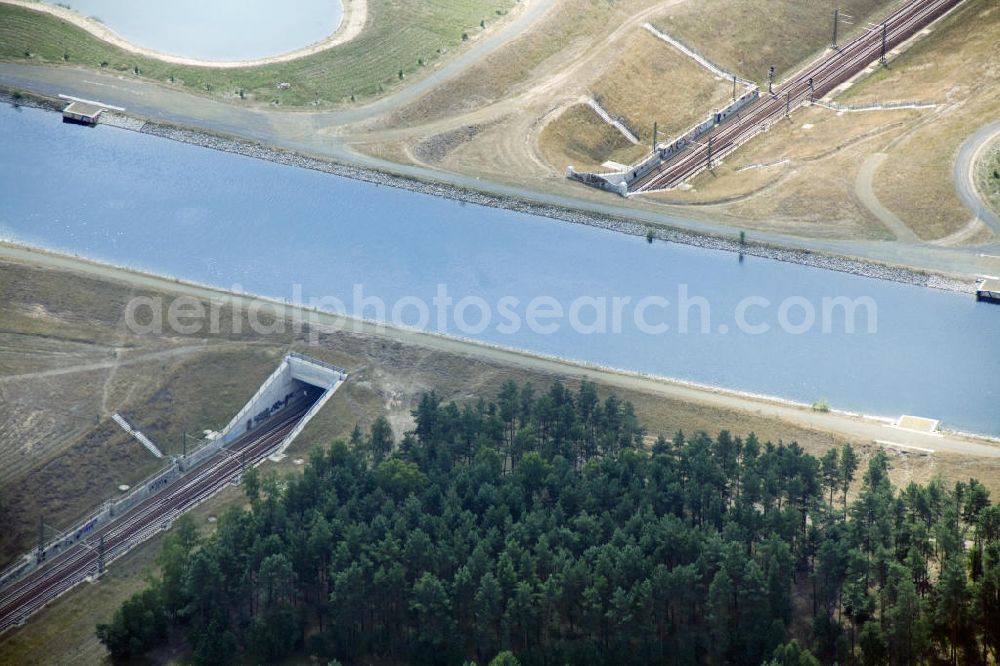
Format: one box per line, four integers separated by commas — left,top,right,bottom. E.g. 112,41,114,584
218,352,348,456
0,353,347,593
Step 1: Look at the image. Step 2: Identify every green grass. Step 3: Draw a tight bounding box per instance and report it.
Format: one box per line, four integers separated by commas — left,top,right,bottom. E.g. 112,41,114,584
811,398,831,412
656,0,901,84
0,0,514,107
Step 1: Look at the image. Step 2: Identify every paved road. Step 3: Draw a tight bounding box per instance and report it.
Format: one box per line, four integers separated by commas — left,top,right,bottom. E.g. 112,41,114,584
954,119,1000,235
5,62,998,282
1,0,998,281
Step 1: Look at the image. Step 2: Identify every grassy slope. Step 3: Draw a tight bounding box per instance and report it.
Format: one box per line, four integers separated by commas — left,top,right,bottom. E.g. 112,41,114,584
657,0,900,84
0,0,514,106
593,30,734,149
537,28,734,171
0,341,338,567
383,0,656,128
0,259,299,564
0,255,133,346
538,103,635,170
3,255,1000,662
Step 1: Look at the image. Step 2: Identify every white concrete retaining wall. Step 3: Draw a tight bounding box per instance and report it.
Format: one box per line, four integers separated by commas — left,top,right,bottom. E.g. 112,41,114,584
0,354,347,592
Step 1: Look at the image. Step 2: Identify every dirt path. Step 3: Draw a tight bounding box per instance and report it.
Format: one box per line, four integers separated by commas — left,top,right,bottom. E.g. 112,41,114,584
0,0,368,68
98,285,136,417
0,344,213,384
2,0,999,281
351,0,691,143
2,242,997,458
930,218,988,247
854,153,920,242
8,61,997,282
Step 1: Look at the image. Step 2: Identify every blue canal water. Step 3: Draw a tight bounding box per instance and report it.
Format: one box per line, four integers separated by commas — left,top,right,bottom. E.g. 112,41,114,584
0,104,997,434
43,0,343,61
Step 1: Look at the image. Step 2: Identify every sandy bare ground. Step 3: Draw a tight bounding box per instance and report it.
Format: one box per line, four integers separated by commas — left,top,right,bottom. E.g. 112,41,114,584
2,241,997,459
0,0,368,68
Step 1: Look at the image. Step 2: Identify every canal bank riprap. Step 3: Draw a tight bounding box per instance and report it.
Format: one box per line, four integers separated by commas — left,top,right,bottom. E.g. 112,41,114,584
3,97,997,434
1,91,977,294
137,118,978,293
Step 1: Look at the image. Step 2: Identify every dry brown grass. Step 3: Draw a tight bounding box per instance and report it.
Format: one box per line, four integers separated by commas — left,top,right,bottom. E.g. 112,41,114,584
0,258,300,564
640,105,919,239
380,0,661,129
3,254,1000,663
348,0,990,247
642,161,783,204
719,153,887,238
592,30,734,146
537,103,636,171
655,0,901,84
535,27,734,171
723,105,917,167
836,0,1000,240
0,346,288,566
644,0,1000,242
351,139,415,166
871,99,995,240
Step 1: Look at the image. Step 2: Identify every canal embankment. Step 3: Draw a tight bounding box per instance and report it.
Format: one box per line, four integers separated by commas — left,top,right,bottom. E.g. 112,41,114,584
0,89,977,295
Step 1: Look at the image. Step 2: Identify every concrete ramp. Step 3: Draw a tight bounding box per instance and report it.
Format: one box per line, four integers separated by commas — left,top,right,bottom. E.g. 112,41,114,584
894,415,940,434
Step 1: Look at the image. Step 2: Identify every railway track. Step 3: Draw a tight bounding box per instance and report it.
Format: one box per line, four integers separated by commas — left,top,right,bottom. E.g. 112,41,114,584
0,402,314,634
631,0,962,193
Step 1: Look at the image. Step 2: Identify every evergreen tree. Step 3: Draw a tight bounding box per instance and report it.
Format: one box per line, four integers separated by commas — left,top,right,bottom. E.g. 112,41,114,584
93,383,998,665
368,416,394,463
839,444,859,513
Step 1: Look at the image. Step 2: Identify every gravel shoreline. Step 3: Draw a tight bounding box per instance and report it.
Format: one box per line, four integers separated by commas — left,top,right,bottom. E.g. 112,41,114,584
2,92,977,293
